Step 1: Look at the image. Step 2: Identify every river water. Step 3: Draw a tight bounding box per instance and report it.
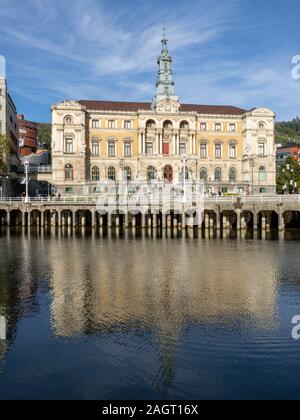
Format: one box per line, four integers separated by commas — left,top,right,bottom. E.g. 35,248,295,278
0,228,300,400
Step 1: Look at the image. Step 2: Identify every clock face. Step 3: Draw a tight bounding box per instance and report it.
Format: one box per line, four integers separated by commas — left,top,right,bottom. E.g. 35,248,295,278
165,104,171,112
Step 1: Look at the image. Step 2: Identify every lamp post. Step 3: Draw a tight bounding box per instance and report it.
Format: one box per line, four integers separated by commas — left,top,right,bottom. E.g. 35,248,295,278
24,162,30,204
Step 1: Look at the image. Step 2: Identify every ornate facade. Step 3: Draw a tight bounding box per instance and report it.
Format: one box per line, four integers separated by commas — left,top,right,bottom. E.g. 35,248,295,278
51,36,276,195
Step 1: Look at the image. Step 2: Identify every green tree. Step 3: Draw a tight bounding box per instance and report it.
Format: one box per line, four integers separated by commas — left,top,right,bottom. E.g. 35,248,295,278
37,123,51,150
277,156,300,194
0,133,10,174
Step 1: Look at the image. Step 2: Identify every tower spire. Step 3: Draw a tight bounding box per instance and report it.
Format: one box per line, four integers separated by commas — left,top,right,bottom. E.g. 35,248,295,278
152,33,180,110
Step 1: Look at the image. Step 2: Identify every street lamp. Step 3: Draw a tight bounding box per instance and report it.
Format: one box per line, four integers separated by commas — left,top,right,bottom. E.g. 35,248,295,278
24,162,30,204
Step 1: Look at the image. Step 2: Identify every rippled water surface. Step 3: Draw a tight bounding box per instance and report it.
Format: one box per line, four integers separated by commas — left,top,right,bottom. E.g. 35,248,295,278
0,228,300,400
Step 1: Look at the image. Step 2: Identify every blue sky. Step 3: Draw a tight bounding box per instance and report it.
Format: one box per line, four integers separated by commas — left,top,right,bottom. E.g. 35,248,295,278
0,0,300,122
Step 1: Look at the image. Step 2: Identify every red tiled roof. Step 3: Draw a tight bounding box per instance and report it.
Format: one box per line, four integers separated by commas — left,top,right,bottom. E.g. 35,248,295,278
78,100,248,116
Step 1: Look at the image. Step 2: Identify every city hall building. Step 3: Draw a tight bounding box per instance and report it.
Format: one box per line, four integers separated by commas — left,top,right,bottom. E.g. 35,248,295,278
51,36,276,195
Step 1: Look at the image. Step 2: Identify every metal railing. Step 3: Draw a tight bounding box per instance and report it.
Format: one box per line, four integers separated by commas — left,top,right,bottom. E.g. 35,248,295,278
0,195,300,206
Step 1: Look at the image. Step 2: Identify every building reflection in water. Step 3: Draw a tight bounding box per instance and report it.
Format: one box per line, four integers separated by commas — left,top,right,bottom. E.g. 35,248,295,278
47,232,279,393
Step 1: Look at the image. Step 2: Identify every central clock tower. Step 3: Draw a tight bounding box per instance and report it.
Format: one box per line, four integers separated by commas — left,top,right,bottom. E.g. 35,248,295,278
152,33,180,112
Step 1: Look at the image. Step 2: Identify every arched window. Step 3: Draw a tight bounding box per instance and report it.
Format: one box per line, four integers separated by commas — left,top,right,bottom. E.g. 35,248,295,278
123,166,132,181
147,166,157,181
65,164,73,181
200,167,208,181
108,166,116,181
180,121,189,130
146,119,156,129
215,167,222,182
259,166,266,182
229,167,237,183
91,166,100,181
163,120,173,130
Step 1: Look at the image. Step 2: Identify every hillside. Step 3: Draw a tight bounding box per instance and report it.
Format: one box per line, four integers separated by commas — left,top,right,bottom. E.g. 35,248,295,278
37,123,51,149
275,117,300,144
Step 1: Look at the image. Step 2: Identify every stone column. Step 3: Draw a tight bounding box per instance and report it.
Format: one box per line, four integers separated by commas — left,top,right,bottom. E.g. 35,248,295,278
205,213,209,229
124,213,129,228
141,213,146,228
236,210,241,231
253,213,258,231
41,211,45,227
216,209,221,230
99,215,104,227
162,214,166,229
7,211,11,227
261,213,266,231
58,212,62,228
181,212,186,229
279,212,285,232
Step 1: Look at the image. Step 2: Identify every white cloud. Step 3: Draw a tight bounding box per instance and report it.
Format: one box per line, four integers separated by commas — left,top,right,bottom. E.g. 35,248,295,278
0,0,299,121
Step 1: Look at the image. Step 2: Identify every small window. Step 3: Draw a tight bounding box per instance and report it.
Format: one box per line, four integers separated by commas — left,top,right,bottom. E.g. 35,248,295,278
215,167,222,182
108,120,116,129
65,164,73,181
124,120,132,129
65,187,73,194
179,143,186,156
200,167,208,181
200,143,207,159
229,124,236,132
259,166,266,182
258,143,265,156
124,141,131,157
123,166,132,181
65,138,73,154
92,139,99,156
215,144,222,159
200,123,207,131
229,167,237,182
108,141,116,156
108,166,116,181
91,166,100,181
146,142,153,156
229,144,236,159
215,123,222,132
147,166,157,181
92,120,99,129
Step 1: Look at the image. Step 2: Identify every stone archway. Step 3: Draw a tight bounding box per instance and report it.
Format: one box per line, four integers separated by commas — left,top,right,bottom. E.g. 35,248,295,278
164,165,173,183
